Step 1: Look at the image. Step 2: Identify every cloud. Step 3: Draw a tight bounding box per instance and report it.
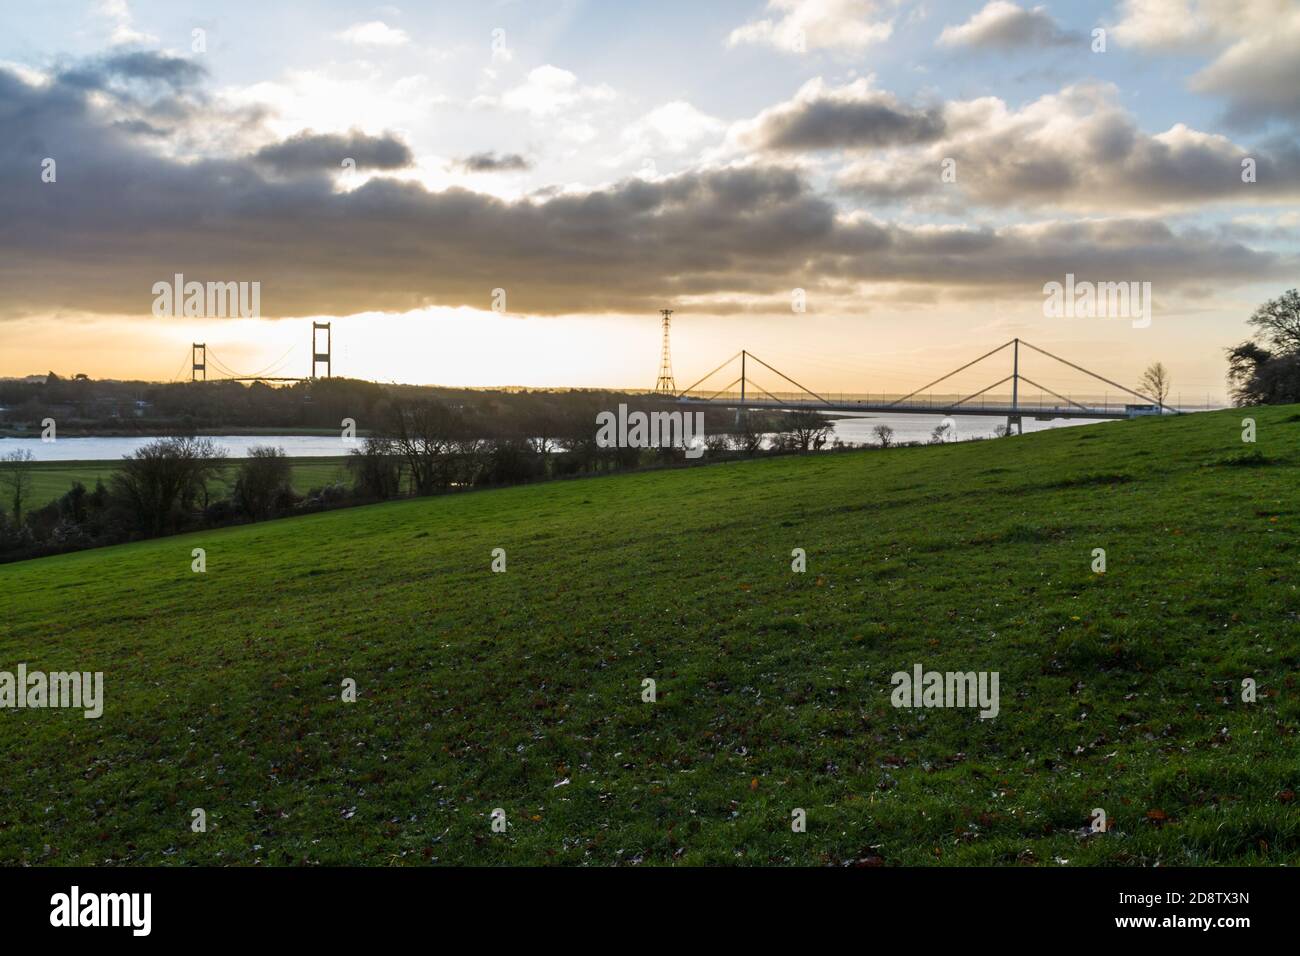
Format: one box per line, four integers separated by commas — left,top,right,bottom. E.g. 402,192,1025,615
0,57,1291,324
97,0,158,47
620,101,726,157
1111,0,1300,127
58,51,204,91
737,77,944,151
454,151,532,172
338,21,411,47
494,65,616,117
1187,8,1300,127
727,0,894,53
224,66,448,142
253,129,414,174
1110,0,1233,51
835,82,1300,212
937,2,1080,50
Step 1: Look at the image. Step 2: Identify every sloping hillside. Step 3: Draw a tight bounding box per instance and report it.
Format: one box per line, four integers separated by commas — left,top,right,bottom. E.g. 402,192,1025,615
1,407,1297,865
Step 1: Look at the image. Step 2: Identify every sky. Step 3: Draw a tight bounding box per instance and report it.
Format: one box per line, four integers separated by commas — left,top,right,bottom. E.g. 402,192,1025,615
1,0,1298,402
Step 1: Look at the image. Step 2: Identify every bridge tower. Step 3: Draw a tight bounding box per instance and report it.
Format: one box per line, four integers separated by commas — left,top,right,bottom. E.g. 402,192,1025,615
653,309,676,395
191,343,206,382
1008,337,1022,435
312,322,332,379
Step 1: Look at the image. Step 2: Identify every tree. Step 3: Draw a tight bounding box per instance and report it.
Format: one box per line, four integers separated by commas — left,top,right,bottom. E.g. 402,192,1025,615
110,437,225,536
1227,290,1300,406
383,399,462,495
737,415,764,455
787,409,832,453
1139,362,1171,406
871,424,895,448
0,449,35,524
929,422,954,444
348,436,404,499
1246,288,1300,355
234,445,293,520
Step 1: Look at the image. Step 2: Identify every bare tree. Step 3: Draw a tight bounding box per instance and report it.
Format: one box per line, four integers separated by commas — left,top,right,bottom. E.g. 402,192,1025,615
111,437,225,536
1139,361,1171,406
1245,288,1300,355
0,449,35,524
703,431,733,454
1226,290,1300,406
384,398,462,495
348,436,403,499
929,422,954,444
871,424,895,448
787,408,832,453
737,415,764,455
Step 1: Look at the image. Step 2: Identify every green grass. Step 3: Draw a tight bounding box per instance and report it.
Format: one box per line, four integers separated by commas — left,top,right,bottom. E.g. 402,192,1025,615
24,457,352,509
1,406,1298,866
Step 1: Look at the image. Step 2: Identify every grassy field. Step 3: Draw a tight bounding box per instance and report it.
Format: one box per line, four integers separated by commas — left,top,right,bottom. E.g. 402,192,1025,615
24,456,353,510
1,406,1297,866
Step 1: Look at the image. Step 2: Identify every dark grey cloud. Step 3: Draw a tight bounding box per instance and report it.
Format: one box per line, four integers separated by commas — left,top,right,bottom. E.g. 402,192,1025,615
58,51,202,89
744,80,945,151
252,129,414,175
455,151,532,172
0,59,1291,321
763,98,944,150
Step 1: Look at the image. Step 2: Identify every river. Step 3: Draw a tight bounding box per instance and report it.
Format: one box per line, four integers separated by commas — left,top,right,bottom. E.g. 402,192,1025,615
0,414,1108,462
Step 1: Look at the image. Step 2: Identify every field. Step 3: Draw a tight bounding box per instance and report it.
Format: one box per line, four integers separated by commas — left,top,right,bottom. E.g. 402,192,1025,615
1,406,1297,866
23,456,353,510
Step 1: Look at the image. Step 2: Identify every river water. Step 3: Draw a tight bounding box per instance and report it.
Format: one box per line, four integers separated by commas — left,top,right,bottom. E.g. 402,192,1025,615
0,414,1107,462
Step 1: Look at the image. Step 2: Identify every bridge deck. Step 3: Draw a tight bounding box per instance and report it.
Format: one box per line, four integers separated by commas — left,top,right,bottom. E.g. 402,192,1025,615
676,396,1167,420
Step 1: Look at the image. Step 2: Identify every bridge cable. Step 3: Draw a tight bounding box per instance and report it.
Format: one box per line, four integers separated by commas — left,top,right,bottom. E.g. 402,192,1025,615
1015,375,1093,413
743,352,833,406
1019,340,1173,412
699,377,743,403
951,375,1014,408
887,340,1014,407
749,379,802,409
676,352,741,398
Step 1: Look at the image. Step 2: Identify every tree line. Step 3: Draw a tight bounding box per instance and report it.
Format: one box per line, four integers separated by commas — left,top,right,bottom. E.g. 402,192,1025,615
0,397,848,563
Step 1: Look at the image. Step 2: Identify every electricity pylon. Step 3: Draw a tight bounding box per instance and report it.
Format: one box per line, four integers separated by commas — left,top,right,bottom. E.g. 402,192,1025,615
654,309,676,395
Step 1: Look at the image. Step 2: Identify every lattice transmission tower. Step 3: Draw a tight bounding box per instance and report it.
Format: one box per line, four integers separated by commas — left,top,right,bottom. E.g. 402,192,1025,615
653,309,676,395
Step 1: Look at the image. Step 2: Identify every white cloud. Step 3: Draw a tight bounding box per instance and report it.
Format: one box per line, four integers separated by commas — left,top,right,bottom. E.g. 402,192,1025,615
496,65,615,118
727,0,894,53
97,0,158,46
1110,0,1228,50
937,2,1076,50
338,21,411,47
622,101,725,155
1111,1,1300,125
223,65,447,141
834,81,1300,212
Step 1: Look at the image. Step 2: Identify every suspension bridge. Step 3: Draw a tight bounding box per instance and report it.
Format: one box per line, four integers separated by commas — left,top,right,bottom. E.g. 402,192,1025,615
171,322,333,384
674,338,1175,432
